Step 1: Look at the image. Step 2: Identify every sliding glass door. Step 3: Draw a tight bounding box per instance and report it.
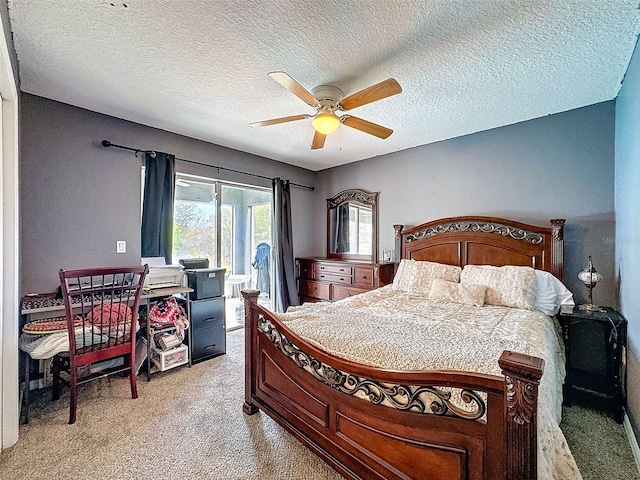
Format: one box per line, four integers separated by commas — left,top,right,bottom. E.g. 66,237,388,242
172,175,272,329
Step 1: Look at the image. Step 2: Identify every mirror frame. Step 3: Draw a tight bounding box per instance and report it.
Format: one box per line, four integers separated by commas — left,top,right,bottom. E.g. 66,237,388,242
327,188,378,263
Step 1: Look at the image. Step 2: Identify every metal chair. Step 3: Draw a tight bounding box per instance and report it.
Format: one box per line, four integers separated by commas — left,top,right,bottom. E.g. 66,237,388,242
52,265,148,424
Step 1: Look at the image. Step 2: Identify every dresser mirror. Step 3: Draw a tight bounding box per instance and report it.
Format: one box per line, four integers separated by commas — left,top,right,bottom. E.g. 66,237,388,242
327,188,378,262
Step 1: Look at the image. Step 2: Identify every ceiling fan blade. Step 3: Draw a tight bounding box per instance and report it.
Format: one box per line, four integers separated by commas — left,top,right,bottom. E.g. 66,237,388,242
339,78,402,111
269,71,319,107
250,114,310,128
342,115,393,139
311,130,326,150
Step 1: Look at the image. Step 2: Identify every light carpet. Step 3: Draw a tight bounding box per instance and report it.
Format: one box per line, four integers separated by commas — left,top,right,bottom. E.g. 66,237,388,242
1,329,638,479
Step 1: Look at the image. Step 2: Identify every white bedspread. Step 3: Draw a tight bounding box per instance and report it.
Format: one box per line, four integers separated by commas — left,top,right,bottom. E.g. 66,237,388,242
275,285,582,480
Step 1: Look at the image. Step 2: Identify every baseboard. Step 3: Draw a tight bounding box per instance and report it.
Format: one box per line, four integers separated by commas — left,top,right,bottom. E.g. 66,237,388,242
623,412,640,474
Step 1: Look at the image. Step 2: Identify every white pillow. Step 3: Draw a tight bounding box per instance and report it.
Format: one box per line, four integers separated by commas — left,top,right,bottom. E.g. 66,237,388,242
460,265,537,310
392,259,461,296
533,270,575,316
429,278,486,307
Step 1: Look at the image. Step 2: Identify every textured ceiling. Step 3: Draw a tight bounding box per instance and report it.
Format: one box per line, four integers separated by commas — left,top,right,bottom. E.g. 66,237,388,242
8,1,640,171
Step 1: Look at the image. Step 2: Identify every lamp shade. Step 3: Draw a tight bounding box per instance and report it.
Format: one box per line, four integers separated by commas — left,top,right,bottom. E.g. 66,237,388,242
577,255,604,311
577,256,602,290
311,112,340,135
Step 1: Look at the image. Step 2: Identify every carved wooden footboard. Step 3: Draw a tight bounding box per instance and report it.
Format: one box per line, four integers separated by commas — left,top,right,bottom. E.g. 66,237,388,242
243,291,544,480
242,216,564,480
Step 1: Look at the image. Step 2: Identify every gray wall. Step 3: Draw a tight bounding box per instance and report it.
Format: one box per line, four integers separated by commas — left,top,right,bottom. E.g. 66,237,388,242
20,94,317,294
316,102,617,308
615,36,640,439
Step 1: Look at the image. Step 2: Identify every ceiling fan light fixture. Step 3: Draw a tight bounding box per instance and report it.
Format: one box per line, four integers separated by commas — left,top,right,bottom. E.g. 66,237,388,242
311,112,340,135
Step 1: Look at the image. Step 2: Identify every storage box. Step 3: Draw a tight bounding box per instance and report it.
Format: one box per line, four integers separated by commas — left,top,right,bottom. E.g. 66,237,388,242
151,344,188,371
185,267,226,299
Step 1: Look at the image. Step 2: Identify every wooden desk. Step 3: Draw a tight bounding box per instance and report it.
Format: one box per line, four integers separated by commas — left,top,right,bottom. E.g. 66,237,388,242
20,286,193,423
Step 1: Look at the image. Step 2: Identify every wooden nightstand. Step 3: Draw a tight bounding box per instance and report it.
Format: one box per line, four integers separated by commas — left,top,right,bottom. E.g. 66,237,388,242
557,306,627,423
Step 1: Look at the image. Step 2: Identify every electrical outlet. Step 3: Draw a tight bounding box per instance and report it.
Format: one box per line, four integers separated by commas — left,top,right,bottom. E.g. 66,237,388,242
116,240,126,253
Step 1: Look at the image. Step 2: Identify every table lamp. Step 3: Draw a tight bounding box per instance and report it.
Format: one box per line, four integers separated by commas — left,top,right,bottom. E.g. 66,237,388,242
577,255,603,311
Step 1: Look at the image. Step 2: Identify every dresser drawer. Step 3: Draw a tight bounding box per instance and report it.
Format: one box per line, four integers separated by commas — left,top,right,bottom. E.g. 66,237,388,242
297,259,314,279
190,325,226,361
298,279,330,300
190,297,225,331
315,263,353,276
332,284,368,300
353,266,376,288
316,272,352,284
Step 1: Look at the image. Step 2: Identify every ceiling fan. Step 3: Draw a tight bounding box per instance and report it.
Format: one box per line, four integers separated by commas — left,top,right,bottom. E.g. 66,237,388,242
250,72,402,150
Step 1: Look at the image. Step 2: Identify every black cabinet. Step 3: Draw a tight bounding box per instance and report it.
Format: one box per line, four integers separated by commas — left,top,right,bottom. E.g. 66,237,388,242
557,306,627,423
187,296,226,363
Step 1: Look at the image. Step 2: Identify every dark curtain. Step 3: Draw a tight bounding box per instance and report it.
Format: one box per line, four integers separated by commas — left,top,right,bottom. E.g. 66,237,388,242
272,178,299,312
141,152,175,265
335,203,350,253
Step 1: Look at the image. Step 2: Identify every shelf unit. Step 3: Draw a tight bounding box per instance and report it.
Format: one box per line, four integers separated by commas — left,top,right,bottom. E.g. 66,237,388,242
139,286,193,380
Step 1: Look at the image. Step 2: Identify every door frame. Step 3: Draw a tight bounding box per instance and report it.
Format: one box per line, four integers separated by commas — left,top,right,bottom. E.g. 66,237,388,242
0,12,20,450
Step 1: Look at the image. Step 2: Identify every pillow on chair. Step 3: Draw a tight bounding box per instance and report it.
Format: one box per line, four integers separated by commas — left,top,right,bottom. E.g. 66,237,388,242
86,302,133,336
86,302,132,325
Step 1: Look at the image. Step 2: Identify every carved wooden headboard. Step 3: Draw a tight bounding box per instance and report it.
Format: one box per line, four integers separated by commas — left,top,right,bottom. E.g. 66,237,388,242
394,216,565,280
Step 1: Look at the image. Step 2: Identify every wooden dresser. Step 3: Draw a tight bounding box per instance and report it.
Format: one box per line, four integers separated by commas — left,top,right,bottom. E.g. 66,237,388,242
296,257,395,303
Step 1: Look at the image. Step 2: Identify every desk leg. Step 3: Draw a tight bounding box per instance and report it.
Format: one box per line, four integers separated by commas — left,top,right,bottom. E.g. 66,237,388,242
146,327,152,382
22,351,30,424
144,297,152,382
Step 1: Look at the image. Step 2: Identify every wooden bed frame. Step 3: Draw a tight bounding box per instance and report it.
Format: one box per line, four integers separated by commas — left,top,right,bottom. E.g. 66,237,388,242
243,216,566,480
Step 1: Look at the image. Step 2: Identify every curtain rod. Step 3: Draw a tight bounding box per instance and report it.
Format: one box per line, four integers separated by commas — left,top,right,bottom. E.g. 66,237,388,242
100,140,315,191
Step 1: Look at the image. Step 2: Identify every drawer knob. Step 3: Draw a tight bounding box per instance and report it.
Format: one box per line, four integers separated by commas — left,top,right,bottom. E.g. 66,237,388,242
204,344,217,350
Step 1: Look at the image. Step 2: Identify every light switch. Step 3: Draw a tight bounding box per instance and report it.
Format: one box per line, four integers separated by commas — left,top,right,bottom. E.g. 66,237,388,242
116,240,126,253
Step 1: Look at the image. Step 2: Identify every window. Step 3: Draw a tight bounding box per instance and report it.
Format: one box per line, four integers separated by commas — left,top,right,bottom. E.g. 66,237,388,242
170,174,271,280
172,177,217,264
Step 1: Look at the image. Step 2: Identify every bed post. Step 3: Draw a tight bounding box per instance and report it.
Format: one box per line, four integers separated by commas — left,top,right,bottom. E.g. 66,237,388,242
393,224,404,264
498,351,544,480
550,219,565,281
242,290,260,415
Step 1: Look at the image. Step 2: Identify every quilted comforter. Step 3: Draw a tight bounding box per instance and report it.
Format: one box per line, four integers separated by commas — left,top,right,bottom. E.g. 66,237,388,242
275,285,582,480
